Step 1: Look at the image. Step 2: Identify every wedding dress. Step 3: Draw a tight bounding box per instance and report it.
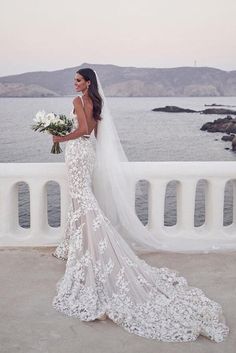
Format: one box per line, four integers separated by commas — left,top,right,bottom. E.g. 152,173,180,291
52,95,229,343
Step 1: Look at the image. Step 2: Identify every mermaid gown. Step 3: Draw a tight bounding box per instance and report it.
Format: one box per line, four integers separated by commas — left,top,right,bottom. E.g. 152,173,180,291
52,97,229,343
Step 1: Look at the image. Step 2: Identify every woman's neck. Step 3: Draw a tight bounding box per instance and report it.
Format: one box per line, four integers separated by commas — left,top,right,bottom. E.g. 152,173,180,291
82,88,89,97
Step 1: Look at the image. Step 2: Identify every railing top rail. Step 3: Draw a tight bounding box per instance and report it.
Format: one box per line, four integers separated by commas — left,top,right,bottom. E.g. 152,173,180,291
0,161,236,179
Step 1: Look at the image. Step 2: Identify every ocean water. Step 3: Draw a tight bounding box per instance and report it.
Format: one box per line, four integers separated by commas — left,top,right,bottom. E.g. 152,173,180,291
1,96,235,228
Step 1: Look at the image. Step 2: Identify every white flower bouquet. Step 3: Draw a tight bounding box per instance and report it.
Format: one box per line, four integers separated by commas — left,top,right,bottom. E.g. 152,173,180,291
31,111,73,153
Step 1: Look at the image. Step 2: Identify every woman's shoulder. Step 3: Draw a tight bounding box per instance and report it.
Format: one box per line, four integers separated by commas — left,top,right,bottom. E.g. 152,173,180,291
73,95,83,106
73,95,93,111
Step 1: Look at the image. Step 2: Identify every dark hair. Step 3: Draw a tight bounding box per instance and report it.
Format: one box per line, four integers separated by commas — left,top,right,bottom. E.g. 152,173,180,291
76,68,103,121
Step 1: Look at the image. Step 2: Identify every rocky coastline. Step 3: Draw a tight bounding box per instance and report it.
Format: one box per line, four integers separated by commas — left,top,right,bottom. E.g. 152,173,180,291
200,115,236,151
152,104,236,151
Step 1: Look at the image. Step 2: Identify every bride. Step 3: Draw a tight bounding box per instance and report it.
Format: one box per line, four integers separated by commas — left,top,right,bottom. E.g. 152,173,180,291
51,67,229,342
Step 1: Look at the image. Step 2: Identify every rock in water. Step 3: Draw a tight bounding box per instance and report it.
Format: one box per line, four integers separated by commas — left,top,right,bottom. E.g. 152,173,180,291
200,116,236,134
152,106,197,113
221,134,235,142
152,106,236,115
200,108,236,115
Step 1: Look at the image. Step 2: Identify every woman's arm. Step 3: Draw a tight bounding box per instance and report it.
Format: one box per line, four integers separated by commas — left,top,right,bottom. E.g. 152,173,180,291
53,97,88,143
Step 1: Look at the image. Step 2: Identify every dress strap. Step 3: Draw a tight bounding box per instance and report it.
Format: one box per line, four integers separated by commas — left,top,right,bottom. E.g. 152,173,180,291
79,95,91,138
79,95,85,108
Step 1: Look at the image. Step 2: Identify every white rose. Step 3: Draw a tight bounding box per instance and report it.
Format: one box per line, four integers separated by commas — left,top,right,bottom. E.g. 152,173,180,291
44,118,51,127
40,116,51,127
57,118,64,125
46,112,56,120
54,117,61,124
34,110,46,123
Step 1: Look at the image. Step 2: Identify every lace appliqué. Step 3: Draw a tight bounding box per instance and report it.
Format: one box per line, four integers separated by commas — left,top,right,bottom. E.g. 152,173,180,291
52,128,229,343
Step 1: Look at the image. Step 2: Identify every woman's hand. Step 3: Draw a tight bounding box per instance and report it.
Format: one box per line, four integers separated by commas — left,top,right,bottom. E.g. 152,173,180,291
52,135,64,143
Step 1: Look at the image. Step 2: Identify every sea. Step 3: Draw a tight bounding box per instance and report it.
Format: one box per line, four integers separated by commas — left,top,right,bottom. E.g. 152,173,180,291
1,96,236,228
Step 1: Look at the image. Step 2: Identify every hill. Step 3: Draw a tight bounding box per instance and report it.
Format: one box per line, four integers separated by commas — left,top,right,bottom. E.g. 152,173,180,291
0,63,235,97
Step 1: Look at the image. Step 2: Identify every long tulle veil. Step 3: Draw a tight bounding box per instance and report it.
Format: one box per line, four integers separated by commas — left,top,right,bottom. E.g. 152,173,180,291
92,69,234,254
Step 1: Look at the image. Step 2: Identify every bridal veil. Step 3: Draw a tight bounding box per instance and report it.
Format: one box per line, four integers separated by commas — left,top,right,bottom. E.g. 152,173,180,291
91,70,235,254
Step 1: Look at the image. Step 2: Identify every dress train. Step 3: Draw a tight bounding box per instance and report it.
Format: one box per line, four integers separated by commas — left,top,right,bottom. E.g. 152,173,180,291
52,114,229,343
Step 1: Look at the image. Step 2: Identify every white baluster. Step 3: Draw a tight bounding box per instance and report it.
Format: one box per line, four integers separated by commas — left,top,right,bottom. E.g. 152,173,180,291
0,182,18,235
147,179,167,233
29,180,48,239
176,179,197,235
204,179,226,233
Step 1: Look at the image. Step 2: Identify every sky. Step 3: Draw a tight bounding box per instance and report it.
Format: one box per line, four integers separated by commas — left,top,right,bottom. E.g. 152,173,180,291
0,0,236,76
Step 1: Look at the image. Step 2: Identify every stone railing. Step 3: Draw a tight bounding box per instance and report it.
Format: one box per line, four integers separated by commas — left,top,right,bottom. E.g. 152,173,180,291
0,162,236,250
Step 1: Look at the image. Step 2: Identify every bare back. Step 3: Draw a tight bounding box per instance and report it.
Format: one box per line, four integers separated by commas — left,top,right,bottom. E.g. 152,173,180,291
73,95,97,136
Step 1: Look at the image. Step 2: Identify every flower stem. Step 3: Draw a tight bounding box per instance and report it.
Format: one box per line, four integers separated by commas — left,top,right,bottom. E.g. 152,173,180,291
51,142,62,154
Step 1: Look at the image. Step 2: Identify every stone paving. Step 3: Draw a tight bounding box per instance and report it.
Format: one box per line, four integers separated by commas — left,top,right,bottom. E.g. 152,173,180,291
0,247,235,353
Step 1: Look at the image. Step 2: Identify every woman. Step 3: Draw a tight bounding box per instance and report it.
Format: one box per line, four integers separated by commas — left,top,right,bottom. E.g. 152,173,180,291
51,68,229,342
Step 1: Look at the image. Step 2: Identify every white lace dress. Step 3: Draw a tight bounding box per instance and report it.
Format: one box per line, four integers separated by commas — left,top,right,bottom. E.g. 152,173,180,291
52,105,229,343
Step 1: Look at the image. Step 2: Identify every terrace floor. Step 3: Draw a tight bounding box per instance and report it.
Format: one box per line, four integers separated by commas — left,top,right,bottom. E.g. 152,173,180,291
0,246,235,353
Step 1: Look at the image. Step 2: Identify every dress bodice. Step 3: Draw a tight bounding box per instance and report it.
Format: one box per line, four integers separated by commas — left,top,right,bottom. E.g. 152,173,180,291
70,109,78,129
70,96,90,137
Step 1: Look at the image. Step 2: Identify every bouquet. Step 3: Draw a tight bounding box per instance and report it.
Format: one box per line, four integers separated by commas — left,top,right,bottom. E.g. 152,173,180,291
31,111,73,153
